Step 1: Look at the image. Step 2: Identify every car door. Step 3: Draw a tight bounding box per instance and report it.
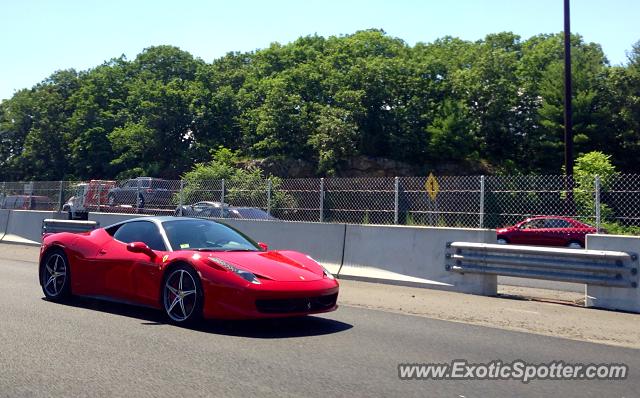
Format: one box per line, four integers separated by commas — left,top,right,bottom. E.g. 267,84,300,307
123,179,139,206
514,219,547,246
540,218,572,246
98,221,166,304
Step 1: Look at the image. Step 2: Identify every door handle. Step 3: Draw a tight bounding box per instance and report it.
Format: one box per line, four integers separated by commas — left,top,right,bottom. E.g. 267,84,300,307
99,249,107,255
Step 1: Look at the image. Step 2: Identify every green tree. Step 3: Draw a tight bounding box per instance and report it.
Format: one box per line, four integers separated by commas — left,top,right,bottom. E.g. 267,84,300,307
573,151,617,223
179,148,295,215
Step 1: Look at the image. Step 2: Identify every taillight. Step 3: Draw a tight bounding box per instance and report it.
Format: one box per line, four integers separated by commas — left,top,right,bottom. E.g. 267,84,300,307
146,189,153,193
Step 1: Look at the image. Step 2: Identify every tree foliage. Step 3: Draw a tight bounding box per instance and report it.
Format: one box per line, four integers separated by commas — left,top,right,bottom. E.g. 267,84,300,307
1,32,640,181
179,147,295,213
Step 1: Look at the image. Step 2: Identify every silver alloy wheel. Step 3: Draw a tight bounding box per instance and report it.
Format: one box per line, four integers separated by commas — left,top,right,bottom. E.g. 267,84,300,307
107,195,115,206
497,238,508,245
567,242,582,249
164,269,197,322
43,253,67,297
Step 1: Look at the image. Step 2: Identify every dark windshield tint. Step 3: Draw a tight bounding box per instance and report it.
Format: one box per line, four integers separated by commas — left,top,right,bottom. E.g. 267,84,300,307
162,219,260,251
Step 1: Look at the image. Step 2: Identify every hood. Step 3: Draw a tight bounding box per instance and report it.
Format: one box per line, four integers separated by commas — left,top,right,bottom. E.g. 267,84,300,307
204,250,324,282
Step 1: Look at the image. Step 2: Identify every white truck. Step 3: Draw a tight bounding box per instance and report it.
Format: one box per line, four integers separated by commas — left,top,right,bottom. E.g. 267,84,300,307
62,180,115,220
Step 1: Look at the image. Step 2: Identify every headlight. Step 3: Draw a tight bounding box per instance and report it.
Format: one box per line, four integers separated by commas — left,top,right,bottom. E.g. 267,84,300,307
321,265,335,280
307,255,335,280
208,257,261,284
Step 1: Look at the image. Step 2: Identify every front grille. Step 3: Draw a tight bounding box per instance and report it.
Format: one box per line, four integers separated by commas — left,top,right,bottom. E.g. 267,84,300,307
255,293,338,314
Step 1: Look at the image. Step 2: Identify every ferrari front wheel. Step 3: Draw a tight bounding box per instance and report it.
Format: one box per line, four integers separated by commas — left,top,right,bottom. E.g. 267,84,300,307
41,249,71,301
162,265,203,324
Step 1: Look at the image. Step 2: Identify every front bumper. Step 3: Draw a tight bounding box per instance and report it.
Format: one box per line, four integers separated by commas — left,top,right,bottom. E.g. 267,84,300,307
201,278,339,320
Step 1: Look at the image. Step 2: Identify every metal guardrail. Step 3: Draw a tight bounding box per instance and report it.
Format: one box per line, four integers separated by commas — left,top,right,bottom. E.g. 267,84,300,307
445,242,639,288
42,219,99,236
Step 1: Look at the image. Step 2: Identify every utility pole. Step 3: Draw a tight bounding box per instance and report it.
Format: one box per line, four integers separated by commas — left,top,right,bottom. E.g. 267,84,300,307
564,0,573,176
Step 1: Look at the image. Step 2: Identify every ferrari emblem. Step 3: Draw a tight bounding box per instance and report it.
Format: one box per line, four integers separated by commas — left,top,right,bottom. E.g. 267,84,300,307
162,255,169,263
425,173,439,201
299,275,305,280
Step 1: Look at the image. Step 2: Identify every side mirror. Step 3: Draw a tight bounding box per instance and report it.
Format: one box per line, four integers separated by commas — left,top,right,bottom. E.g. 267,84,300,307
127,242,157,258
258,242,269,251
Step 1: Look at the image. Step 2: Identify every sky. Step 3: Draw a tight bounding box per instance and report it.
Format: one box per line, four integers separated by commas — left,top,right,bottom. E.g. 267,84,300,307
1,0,638,101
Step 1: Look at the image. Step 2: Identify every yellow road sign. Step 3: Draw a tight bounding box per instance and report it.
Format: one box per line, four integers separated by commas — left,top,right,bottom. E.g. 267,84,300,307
425,173,439,201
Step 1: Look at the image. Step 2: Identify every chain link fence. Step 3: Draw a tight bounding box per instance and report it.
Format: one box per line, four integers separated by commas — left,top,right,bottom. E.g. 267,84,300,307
1,175,639,234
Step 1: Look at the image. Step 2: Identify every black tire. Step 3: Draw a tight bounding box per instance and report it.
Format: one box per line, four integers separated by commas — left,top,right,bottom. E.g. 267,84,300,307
567,240,583,249
40,248,71,301
161,265,203,325
107,194,116,207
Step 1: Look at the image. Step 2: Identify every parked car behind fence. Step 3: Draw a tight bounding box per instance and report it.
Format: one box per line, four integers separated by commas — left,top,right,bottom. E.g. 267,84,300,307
1,195,53,210
107,177,172,208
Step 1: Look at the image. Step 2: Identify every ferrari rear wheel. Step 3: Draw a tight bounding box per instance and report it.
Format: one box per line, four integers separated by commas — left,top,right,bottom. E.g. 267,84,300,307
162,265,203,324
41,249,71,301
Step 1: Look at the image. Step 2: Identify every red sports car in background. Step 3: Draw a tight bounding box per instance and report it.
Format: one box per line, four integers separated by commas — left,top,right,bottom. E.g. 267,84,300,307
496,216,597,248
40,217,339,323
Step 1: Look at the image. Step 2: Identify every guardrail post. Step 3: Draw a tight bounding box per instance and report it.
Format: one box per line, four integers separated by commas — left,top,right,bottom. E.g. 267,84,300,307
220,179,225,218
479,175,485,228
266,179,272,216
58,181,64,212
319,178,324,223
595,175,601,233
179,179,185,216
394,176,399,225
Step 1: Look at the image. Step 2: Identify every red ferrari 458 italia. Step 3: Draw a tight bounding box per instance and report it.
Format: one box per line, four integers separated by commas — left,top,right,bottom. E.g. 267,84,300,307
39,217,339,323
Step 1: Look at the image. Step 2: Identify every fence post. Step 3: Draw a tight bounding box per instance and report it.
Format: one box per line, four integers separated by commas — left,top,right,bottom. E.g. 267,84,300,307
97,183,101,212
595,175,601,233
58,181,64,212
220,179,225,218
319,178,324,223
136,183,141,212
179,180,185,216
394,176,399,225
266,179,272,216
479,175,485,229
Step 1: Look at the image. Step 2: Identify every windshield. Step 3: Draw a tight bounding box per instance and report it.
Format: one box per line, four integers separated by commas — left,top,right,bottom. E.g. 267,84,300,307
162,219,260,252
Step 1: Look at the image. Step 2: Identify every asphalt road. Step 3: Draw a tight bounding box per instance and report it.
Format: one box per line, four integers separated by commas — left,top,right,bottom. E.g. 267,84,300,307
1,256,638,398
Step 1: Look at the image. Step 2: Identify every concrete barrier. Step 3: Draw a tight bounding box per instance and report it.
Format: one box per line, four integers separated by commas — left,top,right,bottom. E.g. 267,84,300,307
0,210,496,294
220,219,346,274
0,210,10,241
1,210,66,245
341,224,497,295
586,234,640,313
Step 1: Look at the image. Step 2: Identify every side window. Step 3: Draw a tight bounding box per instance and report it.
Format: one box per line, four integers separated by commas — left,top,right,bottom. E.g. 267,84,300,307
545,219,571,228
113,221,167,251
523,219,544,229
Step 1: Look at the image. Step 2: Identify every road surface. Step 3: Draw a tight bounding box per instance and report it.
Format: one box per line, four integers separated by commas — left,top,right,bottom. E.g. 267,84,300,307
0,254,637,397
